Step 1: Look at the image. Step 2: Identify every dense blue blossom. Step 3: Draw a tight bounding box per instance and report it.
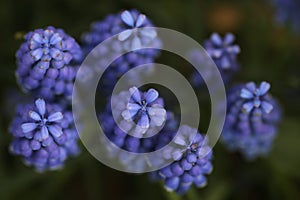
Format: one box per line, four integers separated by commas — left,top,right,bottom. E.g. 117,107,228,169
150,125,213,195
272,0,300,32
9,98,79,171
102,87,166,139
16,26,82,100
190,33,240,87
121,87,166,134
81,10,161,95
221,82,281,160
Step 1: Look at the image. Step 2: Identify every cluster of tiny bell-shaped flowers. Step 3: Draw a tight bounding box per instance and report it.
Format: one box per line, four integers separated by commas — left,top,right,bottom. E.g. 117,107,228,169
10,99,79,171
150,125,213,195
271,0,300,32
99,87,213,195
81,9,161,95
191,32,240,87
100,87,167,153
221,81,281,160
12,25,83,171
16,26,82,100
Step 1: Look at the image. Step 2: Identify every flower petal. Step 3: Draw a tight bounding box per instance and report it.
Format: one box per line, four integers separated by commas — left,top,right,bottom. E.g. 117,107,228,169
211,33,222,46
240,88,254,99
220,56,230,69
145,89,159,103
48,125,63,137
31,48,43,61
261,101,273,113
50,33,62,45
122,103,140,120
140,29,157,39
29,111,41,121
48,112,63,122
227,45,240,54
245,82,256,93
131,36,142,50
35,98,46,115
32,33,44,43
174,135,187,146
136,14,146,27
121,10,134,27
41,125,49,140
224,33,235,44
21,123,37,133
118,29,133,41
258,81,270,96
50,48,63,60
137,113,149,129
129,87,141,103
242,102,254,113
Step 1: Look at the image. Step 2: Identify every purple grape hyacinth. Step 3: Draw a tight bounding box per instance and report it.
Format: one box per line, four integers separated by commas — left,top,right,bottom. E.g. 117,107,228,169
121,87,167,134
9,98,79,171
272,0,300,32
222,81,281,160
81,10,161,95
150,125,213,195
16,26,82,100
204,33,240,70
190,33,240,87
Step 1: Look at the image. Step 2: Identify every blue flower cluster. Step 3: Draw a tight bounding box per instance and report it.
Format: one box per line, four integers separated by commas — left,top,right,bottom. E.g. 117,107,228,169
150,125,213,195
10,99,79,171
272,0,300,32
100,87,167,149
81,10,161,95
11,26,82,171
191,33,240,86
221,82,281,160
16,26,82,100
99,87,213,194
8,8,283,195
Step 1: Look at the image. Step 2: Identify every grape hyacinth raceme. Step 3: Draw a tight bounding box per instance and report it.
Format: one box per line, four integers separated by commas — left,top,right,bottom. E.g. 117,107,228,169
16,26,82,100
190,33,240,87
150,125,213,195
121,87,167,134
102,87,166,140
81,10,161,95
9,98,79,171
221,81,281,160
272,0,300,32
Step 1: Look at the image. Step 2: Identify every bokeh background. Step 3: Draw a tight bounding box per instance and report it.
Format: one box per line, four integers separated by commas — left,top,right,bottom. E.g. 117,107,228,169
0,0,300,199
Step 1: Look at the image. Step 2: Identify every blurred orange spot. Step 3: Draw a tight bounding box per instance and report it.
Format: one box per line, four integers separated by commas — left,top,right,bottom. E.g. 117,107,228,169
208,4,242,32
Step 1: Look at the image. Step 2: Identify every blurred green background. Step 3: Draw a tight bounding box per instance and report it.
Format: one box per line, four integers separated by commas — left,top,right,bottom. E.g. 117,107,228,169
0,0,300,199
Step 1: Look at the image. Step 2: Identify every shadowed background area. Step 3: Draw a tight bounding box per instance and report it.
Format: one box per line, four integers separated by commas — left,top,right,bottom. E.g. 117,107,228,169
0,0,299,199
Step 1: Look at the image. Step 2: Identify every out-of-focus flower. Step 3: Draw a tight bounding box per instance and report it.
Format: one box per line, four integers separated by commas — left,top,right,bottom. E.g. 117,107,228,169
190,33,240,87
222,82,281,160
272,0,300,32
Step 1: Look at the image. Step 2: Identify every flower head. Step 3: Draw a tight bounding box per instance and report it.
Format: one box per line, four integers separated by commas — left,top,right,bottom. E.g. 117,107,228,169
205,33,240,69
240,81,273,113
122,87,166,133
272,0,300,32
221,82,281,160
81,10,161,96
16,26,82,100
191,33,240,87
9,98,79,171
118,10,157,50
150,125,213,195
